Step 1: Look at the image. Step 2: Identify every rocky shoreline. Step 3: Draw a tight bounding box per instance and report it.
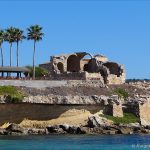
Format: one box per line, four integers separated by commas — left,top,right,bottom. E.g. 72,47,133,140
1,114,150,136
1,122,150,136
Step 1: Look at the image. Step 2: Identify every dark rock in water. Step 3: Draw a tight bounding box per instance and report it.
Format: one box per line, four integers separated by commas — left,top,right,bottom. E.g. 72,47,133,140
80,127,90,134
108,130,117,135
90,127,104,134
117,126,133,134
68,126,85,134
28,128,46,135
59,124,85,134
59,124,70,132
88,126,118,135
0,128,8,135
46,125,66,134
9,132,25,136
6,123,26,134
3,122,150,135
140,128,150,134
102,130,116,135
46,125,59,133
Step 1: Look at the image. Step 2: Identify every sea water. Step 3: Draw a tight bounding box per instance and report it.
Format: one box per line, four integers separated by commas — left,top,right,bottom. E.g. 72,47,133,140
0,135,149,150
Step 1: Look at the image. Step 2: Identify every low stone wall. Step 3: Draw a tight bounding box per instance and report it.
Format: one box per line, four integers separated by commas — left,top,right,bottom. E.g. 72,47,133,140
0,80,68,88
52,72,86,80
85,72,104,82
0,80,105,88
67,80,105,87
0,103,104,125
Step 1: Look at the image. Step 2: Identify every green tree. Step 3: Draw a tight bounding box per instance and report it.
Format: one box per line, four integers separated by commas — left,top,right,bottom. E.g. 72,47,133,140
0,30,4,77
27,25,44,79
4,27,15,67
24,66,48,78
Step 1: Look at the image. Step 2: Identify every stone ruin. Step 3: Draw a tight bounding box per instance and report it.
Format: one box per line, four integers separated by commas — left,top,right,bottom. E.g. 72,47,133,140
40,52,125,84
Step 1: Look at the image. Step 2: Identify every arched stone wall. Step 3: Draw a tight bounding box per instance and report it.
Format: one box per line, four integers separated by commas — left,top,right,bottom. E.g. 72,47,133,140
103,62,120,76
67,55,80,72
57,62,64,73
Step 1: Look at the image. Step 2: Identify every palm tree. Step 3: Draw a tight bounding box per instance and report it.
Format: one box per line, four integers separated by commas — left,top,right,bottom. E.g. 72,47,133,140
0,30,4,77
27,25,44,79
4,27,15,67
14,28,25,67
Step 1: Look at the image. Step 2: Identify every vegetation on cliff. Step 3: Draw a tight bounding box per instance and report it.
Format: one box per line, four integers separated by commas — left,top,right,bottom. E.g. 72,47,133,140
101,113,139,124
111,88,129,99
0,86,25,102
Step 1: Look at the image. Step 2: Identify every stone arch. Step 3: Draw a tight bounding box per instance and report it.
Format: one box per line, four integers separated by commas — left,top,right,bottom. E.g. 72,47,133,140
83,53,93,59
85,58,100,73
57,62,64,73
80,54,92,71
67,55,80,72
83,64,89,72
103,62,120,76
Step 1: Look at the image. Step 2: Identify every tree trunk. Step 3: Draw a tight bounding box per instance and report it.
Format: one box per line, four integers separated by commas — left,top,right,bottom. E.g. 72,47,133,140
17,41,19,67
10,42,12,67
33,40,36,79
9,42,12,77
17,41,19,78
0,44,4,77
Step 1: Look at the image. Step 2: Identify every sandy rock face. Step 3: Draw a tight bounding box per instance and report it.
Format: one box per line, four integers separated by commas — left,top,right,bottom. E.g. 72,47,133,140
88,115,113,127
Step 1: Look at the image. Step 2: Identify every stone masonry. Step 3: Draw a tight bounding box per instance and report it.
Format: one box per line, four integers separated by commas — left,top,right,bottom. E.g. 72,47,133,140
40,52,126,84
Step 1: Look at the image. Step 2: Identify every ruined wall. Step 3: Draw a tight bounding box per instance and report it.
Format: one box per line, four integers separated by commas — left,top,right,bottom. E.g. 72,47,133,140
39,52,126,85
139,99,150,126
124,99,150,126
85,72,104,82
80,59,90,71
112,104,123,117
107,73,126,84
52,55,68,73
104,104,123,117
51,72,105,81
51,72,86,80
123,104,139,117
95,55,108,62
106,65,126,84
39,62,52,73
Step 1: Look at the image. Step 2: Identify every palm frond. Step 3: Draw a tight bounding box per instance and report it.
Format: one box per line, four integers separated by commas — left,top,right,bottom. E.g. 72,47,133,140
27,25,44,42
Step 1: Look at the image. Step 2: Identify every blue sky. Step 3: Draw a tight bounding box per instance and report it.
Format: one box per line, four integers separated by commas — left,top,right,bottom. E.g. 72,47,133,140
0,0,150,79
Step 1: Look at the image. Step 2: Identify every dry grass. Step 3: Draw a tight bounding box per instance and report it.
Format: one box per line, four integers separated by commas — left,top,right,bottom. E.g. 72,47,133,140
0,122,10,129
19,109,92,128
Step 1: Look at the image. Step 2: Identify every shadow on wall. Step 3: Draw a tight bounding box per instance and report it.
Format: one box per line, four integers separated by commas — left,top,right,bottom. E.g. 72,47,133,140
67,55,80,72
0,103,103,125
103,62,121,77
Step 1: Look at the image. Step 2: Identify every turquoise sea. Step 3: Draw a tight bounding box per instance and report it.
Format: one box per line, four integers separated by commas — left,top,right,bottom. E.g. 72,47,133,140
0,135,150,150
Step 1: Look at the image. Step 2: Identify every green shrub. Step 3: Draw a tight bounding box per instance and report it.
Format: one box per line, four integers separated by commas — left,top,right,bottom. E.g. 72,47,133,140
24,66,48,78
101,113,139,124
112,88,129,99
0,86,25,103
7,93,24,103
